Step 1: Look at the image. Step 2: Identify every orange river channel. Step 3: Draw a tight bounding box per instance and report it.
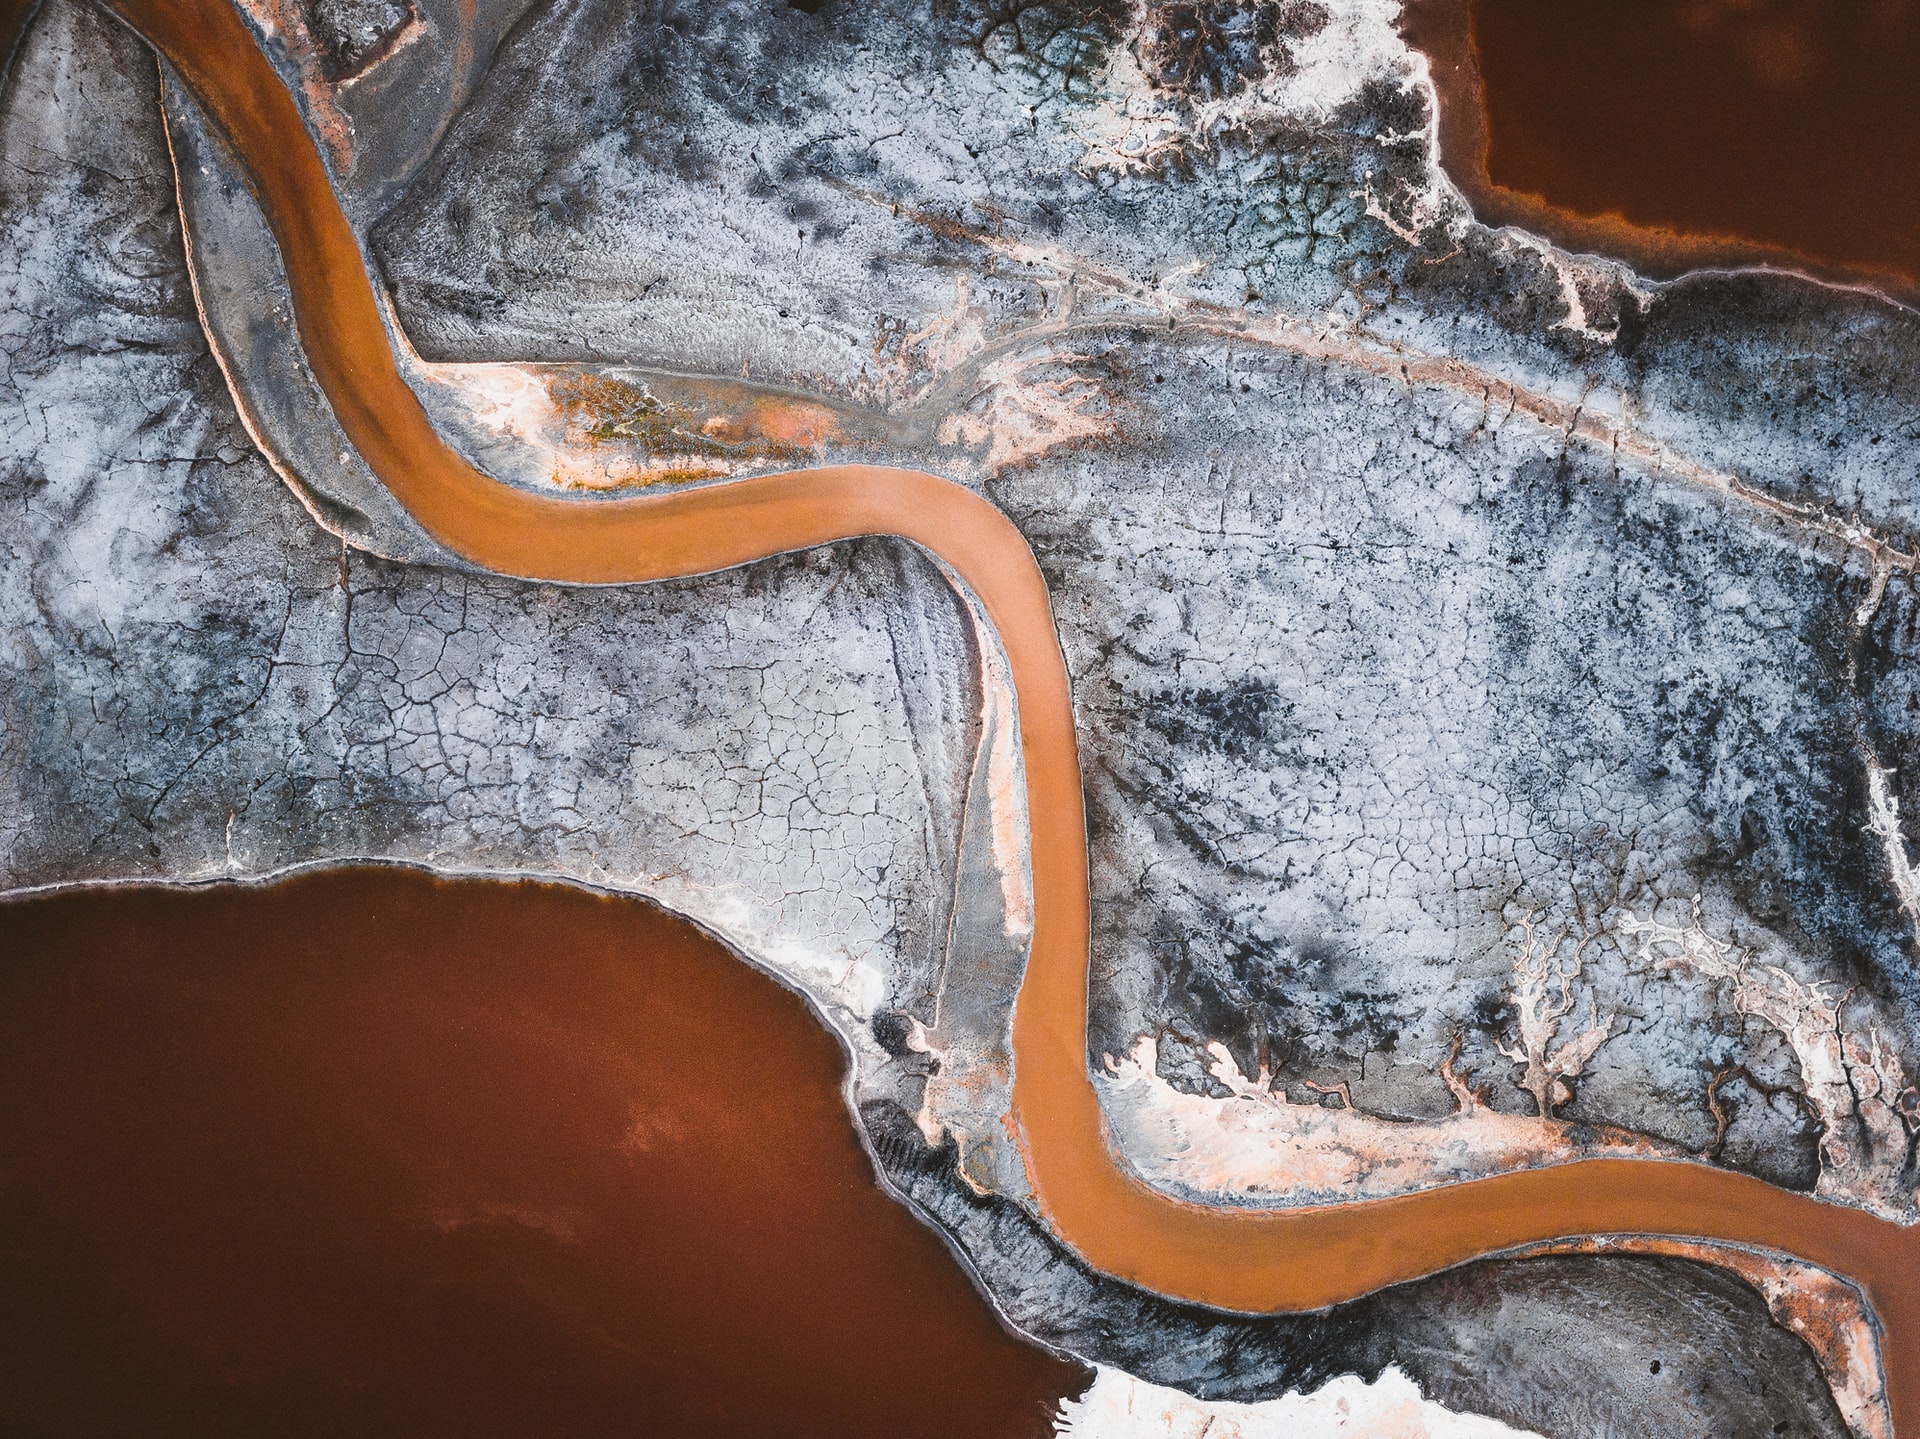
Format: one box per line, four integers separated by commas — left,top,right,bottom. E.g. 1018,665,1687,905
102,0,1920,1427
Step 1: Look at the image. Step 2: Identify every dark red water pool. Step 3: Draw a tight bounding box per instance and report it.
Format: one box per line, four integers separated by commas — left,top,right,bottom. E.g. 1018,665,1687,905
1403,0,1920,295
0,867,1084,1437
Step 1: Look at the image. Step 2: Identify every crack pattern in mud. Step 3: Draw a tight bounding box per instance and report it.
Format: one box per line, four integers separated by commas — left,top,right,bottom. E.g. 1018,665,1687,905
11,0,1920,1429
80,2,1920,1436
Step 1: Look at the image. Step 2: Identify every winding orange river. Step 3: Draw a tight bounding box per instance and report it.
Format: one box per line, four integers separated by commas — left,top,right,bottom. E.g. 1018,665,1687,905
109,0,1920,1426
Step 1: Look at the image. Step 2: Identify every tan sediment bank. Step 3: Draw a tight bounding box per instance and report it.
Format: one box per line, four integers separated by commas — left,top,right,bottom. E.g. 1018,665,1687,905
108,0,1920,1428
1400,0,1920,304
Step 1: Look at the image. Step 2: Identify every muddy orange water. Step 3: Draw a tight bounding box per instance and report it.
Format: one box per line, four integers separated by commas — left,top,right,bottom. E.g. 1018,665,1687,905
0,869,1085,1435
1402,0,1920,297
104,0,1920,1427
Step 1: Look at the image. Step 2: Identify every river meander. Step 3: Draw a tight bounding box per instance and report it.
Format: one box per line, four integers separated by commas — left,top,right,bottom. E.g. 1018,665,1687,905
80,0,1920,1431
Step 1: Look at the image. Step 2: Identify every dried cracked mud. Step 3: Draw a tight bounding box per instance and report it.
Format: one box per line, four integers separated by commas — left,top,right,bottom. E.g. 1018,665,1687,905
5,0,1920,1434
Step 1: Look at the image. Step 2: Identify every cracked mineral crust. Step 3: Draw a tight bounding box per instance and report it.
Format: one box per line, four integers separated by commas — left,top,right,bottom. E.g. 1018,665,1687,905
5,0,1919,1434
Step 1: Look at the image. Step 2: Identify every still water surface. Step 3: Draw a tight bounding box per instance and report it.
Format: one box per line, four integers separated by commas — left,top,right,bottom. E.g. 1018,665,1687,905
0,868,1084,1437
1404,0,1920,293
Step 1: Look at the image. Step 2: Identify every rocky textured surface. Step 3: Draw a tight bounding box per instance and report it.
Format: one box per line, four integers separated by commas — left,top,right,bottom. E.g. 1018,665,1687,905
5,0,1917,1434
304,0,413,81
2,0,978,1058
359,0,1920,1219
1367,1254,1861,1437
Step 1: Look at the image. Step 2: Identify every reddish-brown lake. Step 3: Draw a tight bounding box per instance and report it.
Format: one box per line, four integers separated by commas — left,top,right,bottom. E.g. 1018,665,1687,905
75,0,1920,1430
0,867,1084,1437
1403,0,1920,294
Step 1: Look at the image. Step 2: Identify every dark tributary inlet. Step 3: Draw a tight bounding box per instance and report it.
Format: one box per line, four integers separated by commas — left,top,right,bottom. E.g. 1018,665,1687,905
1402,0,1920,297
0,867,1085,1437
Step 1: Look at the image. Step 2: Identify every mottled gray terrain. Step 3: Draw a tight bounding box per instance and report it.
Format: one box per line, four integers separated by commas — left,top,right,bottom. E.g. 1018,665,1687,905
5,0,1917,1433
1015,337,1868,1163
1,0,978,1054
366,0,1920,1198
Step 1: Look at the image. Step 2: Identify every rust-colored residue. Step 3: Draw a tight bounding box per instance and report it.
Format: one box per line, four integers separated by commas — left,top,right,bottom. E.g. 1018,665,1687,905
1401,0,1920,301
111,0,1920,1431
0,869,1086,1434
720,392,842,450
530,370,845,490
